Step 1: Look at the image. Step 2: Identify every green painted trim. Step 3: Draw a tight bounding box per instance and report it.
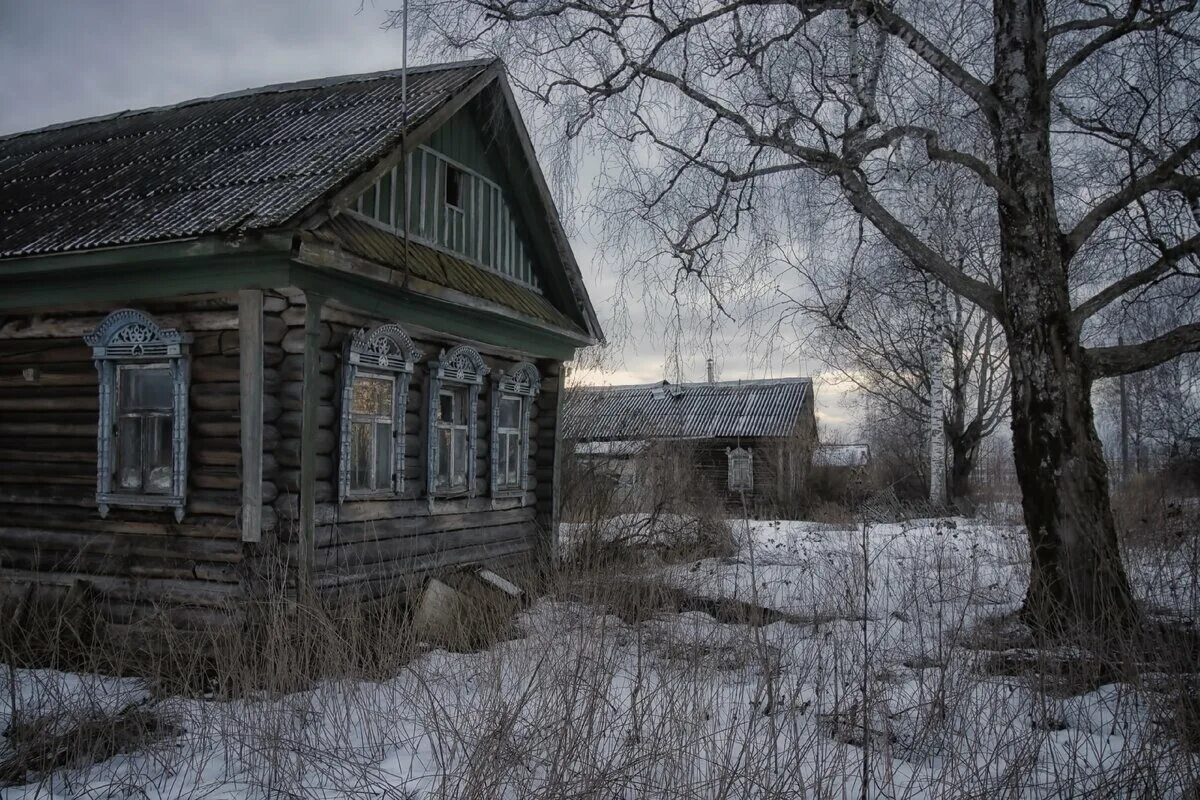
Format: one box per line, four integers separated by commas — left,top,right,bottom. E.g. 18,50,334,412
289,264,579,361
0,256,293,311
0,245,581,360
0,234,293,276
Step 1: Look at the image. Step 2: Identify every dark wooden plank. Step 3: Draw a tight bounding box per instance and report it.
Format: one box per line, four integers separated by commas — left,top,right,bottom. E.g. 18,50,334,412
298,292,327,601
239,289,264,543
0,566,242,607
313,523,534,570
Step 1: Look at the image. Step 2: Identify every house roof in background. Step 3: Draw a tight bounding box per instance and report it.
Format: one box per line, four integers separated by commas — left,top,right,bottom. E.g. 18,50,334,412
563,378,813,441
574,440,650,456
0,60,492,259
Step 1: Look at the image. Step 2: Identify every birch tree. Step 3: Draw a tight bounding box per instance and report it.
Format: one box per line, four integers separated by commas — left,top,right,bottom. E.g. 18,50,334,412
799,253,1009,507
788,164,1009,507
406,1,1200,645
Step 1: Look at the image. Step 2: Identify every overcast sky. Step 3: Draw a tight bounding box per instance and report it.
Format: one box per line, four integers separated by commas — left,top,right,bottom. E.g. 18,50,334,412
0,0,852,429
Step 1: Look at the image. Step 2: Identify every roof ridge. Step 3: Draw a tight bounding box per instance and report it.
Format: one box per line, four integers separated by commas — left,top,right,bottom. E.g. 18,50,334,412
0,58,497,144
575,376,812,392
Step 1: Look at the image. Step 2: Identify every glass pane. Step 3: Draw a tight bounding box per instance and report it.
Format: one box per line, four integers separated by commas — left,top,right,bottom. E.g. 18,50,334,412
506,435,521,486
143,415,172,494
452,428,468,488
499,396,521,429
351,421,372,489
120,367,172,411
446,166,462,208
495,432,508,486
378,171,393,225
352,375,393,416
439,392,455,423
374,422,392,489
116,416,141,491
454,390,469,424
437,427,451,487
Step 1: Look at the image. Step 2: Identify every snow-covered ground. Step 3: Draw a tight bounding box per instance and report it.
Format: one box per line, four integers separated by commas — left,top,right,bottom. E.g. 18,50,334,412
2,517,1197,798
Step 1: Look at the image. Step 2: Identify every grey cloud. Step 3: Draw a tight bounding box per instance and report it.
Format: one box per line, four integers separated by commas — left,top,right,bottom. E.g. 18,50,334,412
0,0,849,430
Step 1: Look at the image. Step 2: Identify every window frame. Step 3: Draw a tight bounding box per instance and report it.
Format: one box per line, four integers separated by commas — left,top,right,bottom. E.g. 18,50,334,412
85,309,191,520
444,163,464,210
727,446,754,492
490,362,540,499
114,362,176,497
427,345,490,499
434,385,471,494
338,323,423,502
347,371,398,494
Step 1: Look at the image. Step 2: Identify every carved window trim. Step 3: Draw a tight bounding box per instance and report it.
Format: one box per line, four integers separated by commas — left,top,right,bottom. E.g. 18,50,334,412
490,362,539,500
338,323,423,502
427,344,489,499
727,446,754,492
85,309,191,521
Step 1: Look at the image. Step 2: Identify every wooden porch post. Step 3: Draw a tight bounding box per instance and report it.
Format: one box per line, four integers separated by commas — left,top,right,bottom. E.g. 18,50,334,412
238,289,264,543
298,291,327,602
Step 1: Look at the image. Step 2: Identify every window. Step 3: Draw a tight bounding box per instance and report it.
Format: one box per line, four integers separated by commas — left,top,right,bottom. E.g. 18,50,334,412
338,323,422,501
84,309,190,520
435,386,470,492
495,396,523,489
727,447,754,492
491,362,540,497
115,365,174,494
427,345,489,498
349,374,396,492
445,164,463,209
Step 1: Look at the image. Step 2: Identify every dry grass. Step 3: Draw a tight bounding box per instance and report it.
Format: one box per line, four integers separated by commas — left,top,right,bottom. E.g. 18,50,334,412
0,477,1198,798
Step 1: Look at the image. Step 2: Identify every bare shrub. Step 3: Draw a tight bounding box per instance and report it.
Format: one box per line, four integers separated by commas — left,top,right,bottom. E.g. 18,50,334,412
2,499,1198,797
1,700,178,788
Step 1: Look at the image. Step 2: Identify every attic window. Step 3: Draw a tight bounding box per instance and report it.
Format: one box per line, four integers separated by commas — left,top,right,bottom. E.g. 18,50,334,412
445,165,463,209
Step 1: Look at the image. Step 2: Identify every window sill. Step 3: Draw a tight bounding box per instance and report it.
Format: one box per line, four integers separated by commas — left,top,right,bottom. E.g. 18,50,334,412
98,493,185,522
430,489,471,500
341,490,404,503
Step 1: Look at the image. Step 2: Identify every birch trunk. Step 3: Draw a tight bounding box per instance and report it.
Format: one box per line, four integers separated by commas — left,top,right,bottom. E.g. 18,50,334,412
929,290,948,507
994,1,1138,642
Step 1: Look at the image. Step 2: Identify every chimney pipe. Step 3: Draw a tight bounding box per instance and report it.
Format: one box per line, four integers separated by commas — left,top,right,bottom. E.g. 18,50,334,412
706,358,715,383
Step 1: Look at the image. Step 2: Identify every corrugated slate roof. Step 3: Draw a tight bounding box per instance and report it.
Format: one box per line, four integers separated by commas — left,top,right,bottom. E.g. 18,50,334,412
0,60,491,259
563,378,813,441
312,213,582,332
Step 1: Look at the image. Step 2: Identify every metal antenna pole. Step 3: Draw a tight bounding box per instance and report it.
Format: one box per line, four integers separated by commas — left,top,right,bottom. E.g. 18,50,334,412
400,0,411,289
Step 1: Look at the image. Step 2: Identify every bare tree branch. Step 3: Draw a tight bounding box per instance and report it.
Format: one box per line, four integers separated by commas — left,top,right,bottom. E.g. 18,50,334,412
1073,235,1200,323
1063,134,1200,257
1087,322,1200,377
1049,1,1197,87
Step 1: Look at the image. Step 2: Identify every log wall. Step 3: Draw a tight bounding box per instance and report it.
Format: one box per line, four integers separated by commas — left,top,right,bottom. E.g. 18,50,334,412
0,289,569,625
0,293,287,630
273,292,564,604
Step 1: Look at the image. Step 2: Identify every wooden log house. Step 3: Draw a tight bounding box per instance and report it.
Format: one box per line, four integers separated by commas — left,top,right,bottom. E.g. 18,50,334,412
564,379,817,516
0,60,603,632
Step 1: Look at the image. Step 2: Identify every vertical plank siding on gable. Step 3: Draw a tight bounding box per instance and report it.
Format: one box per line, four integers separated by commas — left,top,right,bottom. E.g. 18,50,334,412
0,294,288,629
353,106,544,292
